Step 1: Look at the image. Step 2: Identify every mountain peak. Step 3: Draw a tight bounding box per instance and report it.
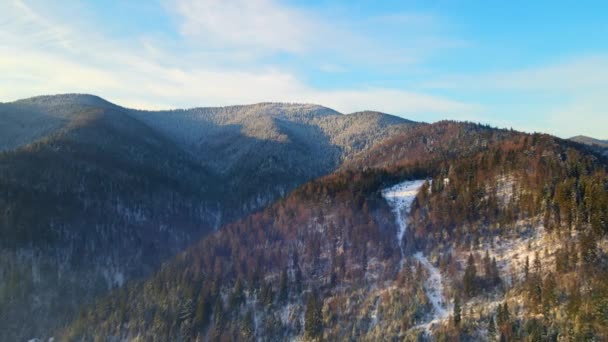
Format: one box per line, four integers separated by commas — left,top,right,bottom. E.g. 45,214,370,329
10,93,121,110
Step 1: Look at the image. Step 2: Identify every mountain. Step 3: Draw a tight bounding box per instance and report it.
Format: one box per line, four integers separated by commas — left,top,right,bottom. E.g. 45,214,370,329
570,135,608,157
0,94,118,152
570,135,608,147
61,123,608,341
130,103,415,212
0,94,415,340
2,94,607,341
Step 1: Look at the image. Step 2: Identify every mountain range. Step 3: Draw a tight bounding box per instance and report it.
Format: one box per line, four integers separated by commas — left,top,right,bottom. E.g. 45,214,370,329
1,94,607,341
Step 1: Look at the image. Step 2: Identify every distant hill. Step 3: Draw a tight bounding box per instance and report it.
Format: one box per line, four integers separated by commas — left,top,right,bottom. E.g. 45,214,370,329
570,135,608,147
569,135,608,156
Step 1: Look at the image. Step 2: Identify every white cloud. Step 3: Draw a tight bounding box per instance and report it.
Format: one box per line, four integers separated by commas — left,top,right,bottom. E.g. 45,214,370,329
0,0,476,120
168,0,314,53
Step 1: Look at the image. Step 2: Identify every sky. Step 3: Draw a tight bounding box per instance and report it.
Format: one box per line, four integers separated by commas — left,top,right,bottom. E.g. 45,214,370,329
1,0,607,138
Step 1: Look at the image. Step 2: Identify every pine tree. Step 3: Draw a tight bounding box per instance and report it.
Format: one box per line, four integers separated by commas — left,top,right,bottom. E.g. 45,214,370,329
294,253,303,295
523,256,530,283
229,278,244,311
453,294,461,326
241,310,255,341
194,293,211,330
305,292,323,340
278,267,288,303
484,250,492,278
533,251,541,274
463,253,477,298
213,296,224,327
579,231,598,268
488,315,497,341
501,302,510,324
260,281,274,307
542,272,557,313
490,257,500,286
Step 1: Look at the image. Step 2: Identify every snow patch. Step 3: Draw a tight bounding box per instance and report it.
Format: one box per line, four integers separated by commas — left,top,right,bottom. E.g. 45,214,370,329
382,180,426,266
413,252,451,333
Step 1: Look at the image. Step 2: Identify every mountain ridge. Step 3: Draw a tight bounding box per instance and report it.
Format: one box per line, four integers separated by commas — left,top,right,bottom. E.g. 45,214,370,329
2,94,607,341
0,93,417,341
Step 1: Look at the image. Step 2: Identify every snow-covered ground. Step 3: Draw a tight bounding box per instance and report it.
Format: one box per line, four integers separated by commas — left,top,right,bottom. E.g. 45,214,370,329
383,180,451,334
463,221,552,286
413,252,451,332
381,180,426,266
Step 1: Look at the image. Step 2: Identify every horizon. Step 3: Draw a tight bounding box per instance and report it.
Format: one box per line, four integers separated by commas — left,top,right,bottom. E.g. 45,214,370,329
1,1,607,138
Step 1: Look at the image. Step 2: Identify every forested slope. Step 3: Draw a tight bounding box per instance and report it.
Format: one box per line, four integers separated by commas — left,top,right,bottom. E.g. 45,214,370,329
63,122,608,341
0,106,225,339
0,94,415,341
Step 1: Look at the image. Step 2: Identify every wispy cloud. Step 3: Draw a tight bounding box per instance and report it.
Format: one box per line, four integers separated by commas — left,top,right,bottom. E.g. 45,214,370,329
0,0,475,120
168,0,314,53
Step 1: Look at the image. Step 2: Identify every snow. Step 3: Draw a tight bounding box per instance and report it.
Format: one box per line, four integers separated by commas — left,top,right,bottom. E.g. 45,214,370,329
381,180,426,266
413,252,451,333
383,180,451,333
465,221,552,285
493,175,516,208
369,295,380,328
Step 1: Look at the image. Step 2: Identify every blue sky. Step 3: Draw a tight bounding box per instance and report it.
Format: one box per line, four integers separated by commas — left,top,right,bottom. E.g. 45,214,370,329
1,0,607,138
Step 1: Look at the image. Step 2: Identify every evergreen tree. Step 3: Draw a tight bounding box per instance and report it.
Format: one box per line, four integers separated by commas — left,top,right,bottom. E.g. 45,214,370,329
305,292,323,340
490,257,500,286
260,281,274,307
484,250,492,278
453,294,462,326
523,256,530,283
463,253,477,298
213,296,224,327
229,278,244,311
542,272,557,313
579,231,598,268
533,251,541,275
278,267,288,303
293,252,303,295
241,310,255,341
194,293,211,330
488,315,497,341
501,302,510,324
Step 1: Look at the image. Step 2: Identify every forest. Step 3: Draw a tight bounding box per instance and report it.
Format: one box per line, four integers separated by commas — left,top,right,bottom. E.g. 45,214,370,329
62,123,608,341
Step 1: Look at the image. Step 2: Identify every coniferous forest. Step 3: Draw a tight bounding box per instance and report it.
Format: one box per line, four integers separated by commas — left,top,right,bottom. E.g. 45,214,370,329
1,95,607,341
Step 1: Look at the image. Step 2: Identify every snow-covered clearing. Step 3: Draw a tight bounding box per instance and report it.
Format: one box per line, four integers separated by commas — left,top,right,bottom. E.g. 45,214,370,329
381,180,426,266
463,221,556,285
383,180,451,333
413,252,450,332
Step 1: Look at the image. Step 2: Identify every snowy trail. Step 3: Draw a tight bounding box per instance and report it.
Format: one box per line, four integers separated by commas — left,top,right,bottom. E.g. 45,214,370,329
413,252,450,332
382,180,450,333
381,180,426,267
